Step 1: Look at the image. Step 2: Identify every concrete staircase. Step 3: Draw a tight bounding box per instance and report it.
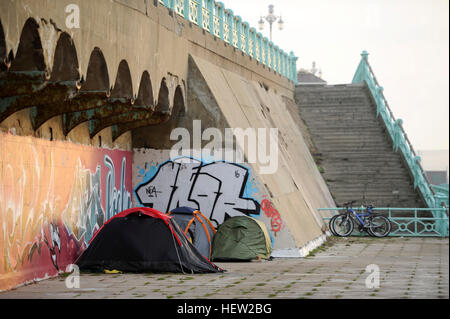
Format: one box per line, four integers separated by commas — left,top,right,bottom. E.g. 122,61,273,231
295,83,426,208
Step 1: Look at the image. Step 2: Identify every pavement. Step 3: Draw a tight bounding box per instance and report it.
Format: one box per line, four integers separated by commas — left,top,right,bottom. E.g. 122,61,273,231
0,237,448,299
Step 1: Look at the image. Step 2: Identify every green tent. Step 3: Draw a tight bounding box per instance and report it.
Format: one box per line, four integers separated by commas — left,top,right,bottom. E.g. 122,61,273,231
211,216,272,261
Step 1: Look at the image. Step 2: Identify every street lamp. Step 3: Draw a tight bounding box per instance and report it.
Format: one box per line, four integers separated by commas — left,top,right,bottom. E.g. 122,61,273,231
258,4,284,42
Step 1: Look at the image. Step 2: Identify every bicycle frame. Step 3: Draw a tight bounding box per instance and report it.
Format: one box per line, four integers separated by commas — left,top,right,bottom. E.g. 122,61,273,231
347,206,374,229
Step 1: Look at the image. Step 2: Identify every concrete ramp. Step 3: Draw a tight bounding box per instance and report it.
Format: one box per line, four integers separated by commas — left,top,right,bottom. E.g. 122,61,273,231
188,55,335,256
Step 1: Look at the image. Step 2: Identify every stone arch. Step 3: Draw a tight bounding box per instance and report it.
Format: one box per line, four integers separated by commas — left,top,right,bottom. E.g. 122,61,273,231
80,47,109,92
131,84,186,149
9,18,46,72
172,85,186,119
155,78,170,113
0,19,6,64
50,32,80,82
135,71,154,108
110,60,133,99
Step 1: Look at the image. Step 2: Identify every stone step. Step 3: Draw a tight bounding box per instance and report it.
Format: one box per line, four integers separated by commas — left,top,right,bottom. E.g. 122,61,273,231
295,84,426,208
323,168,411,181
313,136,392,143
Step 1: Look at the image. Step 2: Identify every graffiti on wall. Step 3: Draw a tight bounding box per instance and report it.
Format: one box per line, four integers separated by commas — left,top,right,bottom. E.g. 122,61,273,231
261,198,285,234
104,156,132,222
0,133,132,291
135,157,260,226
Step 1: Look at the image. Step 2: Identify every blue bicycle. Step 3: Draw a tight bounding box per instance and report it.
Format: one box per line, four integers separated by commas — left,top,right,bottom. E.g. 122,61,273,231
329,201,392,237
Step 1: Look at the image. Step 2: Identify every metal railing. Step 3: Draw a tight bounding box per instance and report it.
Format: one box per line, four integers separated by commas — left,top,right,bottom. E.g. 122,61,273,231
432,185,449,207
319,207,449,237
352,51,447,212
158,0,298,83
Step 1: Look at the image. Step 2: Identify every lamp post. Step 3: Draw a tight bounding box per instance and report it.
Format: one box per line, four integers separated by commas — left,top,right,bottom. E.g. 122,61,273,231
258,4,284,42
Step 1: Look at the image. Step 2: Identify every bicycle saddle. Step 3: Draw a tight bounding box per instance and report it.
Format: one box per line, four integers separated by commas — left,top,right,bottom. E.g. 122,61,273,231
342,200,357,207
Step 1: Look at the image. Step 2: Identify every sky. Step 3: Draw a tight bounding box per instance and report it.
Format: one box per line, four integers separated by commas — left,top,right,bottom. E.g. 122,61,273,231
221,0,449,152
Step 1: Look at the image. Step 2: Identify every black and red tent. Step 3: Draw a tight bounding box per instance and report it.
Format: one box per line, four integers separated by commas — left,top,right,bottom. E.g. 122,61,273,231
76,207,222,274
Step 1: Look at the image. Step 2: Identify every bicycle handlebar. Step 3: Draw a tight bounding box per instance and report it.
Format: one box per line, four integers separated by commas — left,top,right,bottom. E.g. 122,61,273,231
342,200,357,207
341,201,376,209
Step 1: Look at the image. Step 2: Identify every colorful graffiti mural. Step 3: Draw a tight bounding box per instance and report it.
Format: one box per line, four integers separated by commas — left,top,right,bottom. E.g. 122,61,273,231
135,157,260,227
0,133,132,291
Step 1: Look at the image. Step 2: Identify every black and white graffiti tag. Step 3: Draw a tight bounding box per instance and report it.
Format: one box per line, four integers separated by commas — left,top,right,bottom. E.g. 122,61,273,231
135,157,260,227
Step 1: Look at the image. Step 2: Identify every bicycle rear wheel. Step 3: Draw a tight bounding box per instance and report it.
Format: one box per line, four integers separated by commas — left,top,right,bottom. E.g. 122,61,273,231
369,215,391,237
331,214,354,237
328,215,339,236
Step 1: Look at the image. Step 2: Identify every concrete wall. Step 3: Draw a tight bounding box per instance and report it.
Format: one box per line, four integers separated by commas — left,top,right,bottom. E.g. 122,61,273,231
133,149,299,254
187,55,335,250
0,132,133,291
131,55,335,256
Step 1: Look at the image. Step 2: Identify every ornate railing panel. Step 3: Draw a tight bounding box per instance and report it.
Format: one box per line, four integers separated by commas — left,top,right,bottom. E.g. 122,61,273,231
157,0,298,83
189,0,199,25
213,2,221,37
173,0,185,17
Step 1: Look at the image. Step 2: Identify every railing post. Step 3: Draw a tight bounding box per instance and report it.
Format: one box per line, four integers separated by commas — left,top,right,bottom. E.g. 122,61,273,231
352,50,369,83
270,42,275,70
287,53,291,80
207,0,214,34
414,208,418,234
262,37,268,66
393,119,403,151
413,156,422,188
279,50,284,76
197,0,203,27
249,27,256,58
268,41,273,70
184,0,190,20
242,22,249,55
256,32,263,63
274,46,280,74
231,14,238,48
235,16,242,51
376,87,384,116
361,50,369,81
289,51,298,83
226,9,234,45
215,2,224,40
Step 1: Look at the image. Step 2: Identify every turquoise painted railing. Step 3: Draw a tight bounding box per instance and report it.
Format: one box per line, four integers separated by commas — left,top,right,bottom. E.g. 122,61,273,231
352,51,447,215
319,207,449,237
158,0,298,83
432,185,449,207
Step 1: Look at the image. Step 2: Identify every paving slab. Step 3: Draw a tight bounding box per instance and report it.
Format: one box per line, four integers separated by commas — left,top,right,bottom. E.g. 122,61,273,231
0,237,448,299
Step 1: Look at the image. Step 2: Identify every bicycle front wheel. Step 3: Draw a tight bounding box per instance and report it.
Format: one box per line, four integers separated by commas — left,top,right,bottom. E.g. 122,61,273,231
369,215,391,238
331,214,354,237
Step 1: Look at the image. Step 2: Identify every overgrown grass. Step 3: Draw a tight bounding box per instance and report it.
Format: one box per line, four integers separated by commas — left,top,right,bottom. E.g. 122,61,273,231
306,236,339,257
